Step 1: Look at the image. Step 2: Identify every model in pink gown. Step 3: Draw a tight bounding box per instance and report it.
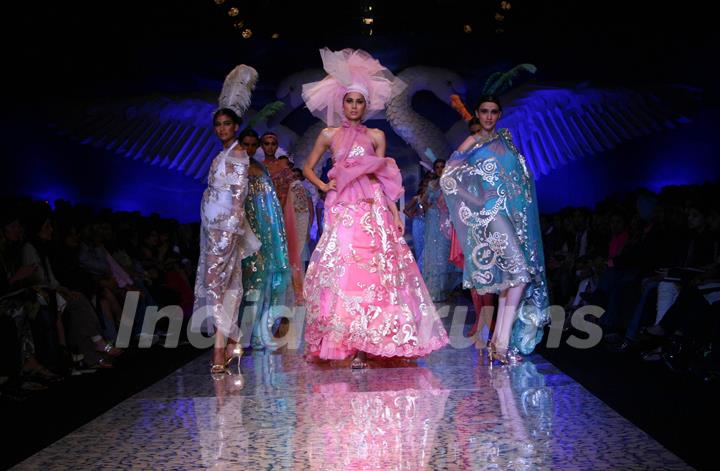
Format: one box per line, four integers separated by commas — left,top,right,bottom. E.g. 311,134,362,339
303,123,449,360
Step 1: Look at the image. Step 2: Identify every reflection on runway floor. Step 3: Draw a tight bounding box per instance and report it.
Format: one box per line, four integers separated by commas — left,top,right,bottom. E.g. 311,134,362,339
13,348,691,470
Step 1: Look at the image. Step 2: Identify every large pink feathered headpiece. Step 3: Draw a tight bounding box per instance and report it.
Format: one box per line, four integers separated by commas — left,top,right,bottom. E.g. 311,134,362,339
301,48,406,127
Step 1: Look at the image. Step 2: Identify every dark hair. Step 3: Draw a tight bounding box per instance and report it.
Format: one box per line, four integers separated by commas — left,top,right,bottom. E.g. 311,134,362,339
433,159,446,167
238,128,259,141
213,108,242,125
474,95,503,112
292,167,304,180
278,155,290,162
260,132,278,141
468,117,481,130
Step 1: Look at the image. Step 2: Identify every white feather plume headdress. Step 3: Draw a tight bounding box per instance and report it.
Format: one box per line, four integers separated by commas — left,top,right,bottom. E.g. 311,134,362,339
217,64,259,118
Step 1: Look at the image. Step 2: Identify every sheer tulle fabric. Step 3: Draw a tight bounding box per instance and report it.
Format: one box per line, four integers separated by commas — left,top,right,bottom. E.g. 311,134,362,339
440,130,549,354
303,125,449,359
326,123,404,205
301,48,406,127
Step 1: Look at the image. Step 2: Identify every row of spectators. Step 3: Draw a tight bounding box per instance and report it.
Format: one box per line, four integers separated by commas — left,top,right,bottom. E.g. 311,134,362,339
1,197,200,400
542,182,720,380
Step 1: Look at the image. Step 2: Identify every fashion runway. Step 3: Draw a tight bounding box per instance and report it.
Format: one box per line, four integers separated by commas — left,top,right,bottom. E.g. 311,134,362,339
11,342,691,470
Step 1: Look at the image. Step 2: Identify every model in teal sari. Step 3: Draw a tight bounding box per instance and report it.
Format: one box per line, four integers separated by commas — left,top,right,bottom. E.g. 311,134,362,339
242,158,292,350
441,115,549,357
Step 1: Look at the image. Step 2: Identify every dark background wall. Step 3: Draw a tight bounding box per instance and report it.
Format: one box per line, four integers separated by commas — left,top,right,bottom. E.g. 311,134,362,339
2,1,718,221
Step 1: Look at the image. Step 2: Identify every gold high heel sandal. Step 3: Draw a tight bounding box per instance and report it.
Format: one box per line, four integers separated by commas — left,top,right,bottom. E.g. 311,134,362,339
487,341,508,366
211,348,229,376
210,345,243,376
225,344,243,369
488,342,524,366
482,338,493,356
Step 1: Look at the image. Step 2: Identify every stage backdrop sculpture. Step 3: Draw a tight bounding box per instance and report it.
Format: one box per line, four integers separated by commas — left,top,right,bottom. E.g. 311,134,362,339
385,66,467,171
49,63,693,190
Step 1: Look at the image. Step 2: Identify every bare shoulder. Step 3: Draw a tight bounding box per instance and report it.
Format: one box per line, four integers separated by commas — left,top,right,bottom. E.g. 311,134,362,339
320,127,338,141
367,127,386,145
367,128,385,139
457,135,476,153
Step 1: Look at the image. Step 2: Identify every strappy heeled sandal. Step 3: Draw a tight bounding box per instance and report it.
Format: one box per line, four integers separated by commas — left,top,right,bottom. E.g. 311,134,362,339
210,345,243,376
225,344,243,369
210,348,230,377
488,342,510,367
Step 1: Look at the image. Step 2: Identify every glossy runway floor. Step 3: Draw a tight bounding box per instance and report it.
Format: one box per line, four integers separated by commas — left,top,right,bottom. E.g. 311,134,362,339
13,347,691,470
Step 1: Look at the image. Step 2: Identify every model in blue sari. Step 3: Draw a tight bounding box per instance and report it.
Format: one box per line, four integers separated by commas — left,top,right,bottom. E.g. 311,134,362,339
421,163,459,302
242,157,293,350
441,96,549,361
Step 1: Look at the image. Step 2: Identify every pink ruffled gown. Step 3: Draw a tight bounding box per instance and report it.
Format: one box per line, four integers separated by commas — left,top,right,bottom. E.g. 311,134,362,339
303,123,449,359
